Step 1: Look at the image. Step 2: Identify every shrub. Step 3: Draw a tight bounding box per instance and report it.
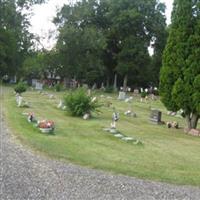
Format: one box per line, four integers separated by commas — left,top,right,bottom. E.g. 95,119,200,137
14,82,27,94
55,84,63,92
140,91,147,98
153,89,159,96
64,88,101,116
105,86,114,93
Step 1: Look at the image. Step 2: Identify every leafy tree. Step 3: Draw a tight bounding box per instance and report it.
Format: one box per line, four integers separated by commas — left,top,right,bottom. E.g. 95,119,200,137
0,0,46,78
160,0,200,129
55,0,166,89
108,0,167,90
55,1,106,86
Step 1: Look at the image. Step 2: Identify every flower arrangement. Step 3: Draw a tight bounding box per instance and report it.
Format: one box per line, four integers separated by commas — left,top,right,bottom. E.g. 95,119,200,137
37,120,55,133
27,112,36,123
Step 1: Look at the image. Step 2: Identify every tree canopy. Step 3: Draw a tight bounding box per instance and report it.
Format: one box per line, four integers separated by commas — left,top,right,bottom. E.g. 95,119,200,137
0,0,46,77
160,0,200,129
54,0,167,88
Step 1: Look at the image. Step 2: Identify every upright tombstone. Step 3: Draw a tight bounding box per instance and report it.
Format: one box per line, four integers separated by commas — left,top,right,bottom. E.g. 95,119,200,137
133,89,139,95
57,100,64,109
92,83,97,90
82,84,88,89
149,109,162,124
35,82,43,90
17,96,23,107
87,89,91,96
127,87,131,92
111,110,119,129
118,91,126,100
32,79,38,87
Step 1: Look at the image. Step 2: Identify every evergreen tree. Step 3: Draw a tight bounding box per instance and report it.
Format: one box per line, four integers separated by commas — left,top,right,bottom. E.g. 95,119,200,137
160,0,200,129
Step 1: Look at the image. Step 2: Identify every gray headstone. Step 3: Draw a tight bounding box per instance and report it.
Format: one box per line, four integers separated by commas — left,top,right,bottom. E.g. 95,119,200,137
149,109,162,124
118,91,126,100
133,89,139,94
35,82,43,90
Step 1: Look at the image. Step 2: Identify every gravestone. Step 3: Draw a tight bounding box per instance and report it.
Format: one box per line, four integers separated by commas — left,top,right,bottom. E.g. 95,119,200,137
17,96,23,107
127,87,131,92
82,84,88,89
49,94,54,99
118,91,126,100
133,89,139,95
32,79,38,87
87,89,91,96
149,109,162,124
83,113,90,120
35,82,43,90
125,96,133,103
57,100,64,109
92,83,97,90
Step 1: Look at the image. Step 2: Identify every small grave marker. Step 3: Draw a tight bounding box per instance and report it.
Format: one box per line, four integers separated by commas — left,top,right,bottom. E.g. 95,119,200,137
35,82,43,90
17,96,23,107
118,91,126,100
150,109,162,124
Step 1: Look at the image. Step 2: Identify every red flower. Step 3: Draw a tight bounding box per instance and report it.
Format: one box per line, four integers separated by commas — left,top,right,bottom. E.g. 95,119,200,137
38,120,55,129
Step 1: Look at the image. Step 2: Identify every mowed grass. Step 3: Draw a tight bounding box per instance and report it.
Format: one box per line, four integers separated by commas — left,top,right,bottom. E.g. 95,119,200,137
3,87,200,186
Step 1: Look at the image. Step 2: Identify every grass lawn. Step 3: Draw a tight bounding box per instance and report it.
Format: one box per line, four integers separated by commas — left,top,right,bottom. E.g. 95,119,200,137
3,86,200,186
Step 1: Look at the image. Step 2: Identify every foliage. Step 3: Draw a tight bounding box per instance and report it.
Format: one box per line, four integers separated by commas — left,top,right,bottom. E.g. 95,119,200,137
55,83,63,92
140,92,147,98
54,0,167,88
14,82,27,94
64,88,101,116
0,0,46,77
105,86,114,93
160,0,200,129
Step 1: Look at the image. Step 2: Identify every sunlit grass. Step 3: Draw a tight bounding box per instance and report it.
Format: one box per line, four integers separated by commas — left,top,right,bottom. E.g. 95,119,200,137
3,87,200,186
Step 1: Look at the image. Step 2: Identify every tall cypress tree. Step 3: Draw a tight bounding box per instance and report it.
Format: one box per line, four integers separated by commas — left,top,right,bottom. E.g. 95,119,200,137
160,0,200,129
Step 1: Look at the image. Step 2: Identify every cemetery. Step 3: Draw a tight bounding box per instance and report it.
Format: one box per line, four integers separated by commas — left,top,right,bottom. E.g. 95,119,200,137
1,0,200,197
3,86,200,186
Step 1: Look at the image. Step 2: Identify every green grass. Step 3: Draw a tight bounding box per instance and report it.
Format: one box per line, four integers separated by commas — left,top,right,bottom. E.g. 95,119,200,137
2,87,200,186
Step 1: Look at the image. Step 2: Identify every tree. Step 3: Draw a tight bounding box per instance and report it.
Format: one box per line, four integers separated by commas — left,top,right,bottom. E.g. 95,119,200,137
0,0,46,78
160,0,200,129
55,0,166,88
108,0,167,90
55,0,106,86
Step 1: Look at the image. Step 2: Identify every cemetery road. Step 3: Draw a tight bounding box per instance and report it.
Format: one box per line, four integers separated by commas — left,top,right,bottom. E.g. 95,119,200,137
0,86,200,200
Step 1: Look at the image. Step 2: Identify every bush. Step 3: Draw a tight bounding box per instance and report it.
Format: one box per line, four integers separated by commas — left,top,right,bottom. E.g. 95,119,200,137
140,91,147,98
153,89,159,96
55,84,63,92
14,82,27,94
64,88,101,116
105,86,114,93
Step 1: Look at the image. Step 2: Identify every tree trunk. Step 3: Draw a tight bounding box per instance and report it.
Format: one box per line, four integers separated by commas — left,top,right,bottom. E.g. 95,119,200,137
113,73,118,91
191,114,199,129
123,74,128,92
185,113,199,129
106,77,109,88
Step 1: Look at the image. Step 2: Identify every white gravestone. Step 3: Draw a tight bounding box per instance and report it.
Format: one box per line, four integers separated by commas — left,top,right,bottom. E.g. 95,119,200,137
35,82,43,90
17,96,23,107
118,91,126,100
57,100,64,109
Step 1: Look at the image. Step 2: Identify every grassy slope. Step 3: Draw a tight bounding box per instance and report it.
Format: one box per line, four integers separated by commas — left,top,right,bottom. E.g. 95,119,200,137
3,87,200,186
